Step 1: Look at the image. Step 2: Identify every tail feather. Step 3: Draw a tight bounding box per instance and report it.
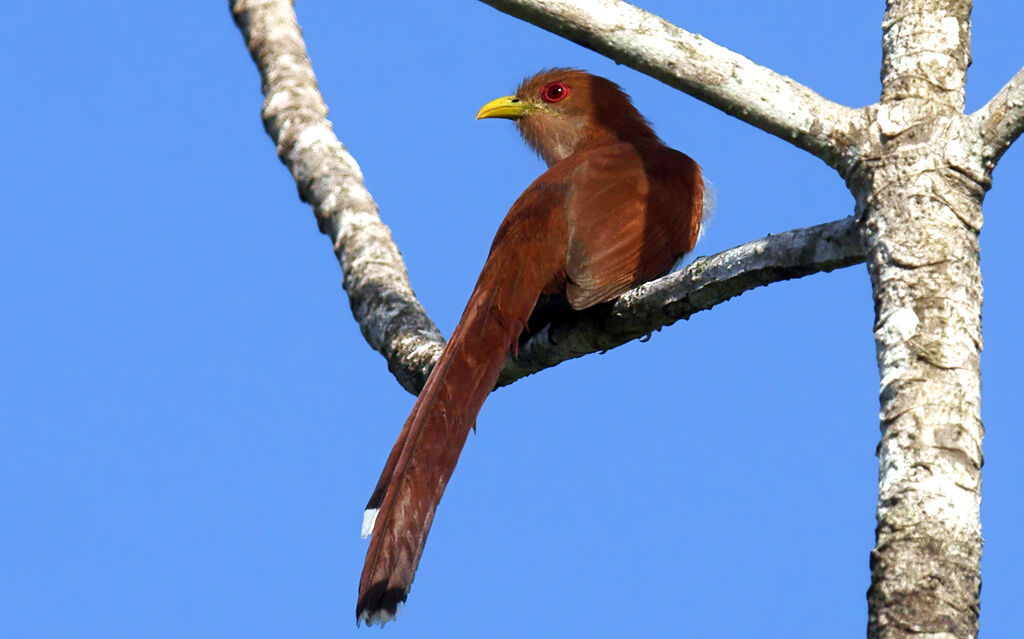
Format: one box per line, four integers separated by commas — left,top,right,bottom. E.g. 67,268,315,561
356,200,565,625
356,286,528,625
359,348,447,541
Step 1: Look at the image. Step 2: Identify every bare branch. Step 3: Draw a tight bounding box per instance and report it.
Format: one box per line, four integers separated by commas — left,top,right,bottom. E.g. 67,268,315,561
231,0,864,397
477,0,865,170
232,0,444,395
499,216,863,386
973,66,1024,168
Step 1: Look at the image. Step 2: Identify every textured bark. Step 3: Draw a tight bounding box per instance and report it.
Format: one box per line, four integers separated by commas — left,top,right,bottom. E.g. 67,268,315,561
502,217,862,385
231,0,442,395
972,66,1024,168
853,1,985,637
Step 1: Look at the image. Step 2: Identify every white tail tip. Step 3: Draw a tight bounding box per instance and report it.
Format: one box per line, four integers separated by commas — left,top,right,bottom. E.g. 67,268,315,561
357,602,402,628
361,508,379,539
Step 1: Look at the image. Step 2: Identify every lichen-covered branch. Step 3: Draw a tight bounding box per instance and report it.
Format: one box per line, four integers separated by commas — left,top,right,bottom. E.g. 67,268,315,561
231,0,444,395
860,2,984,638
500,216,862,385
477,0,866,171
973,66,1024,168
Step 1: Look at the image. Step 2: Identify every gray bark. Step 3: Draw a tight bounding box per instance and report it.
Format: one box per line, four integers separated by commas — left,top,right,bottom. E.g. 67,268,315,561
973,66,1024,168
231,0,442,395
233,0,1024,635
856,2,984,637
500,217,862,385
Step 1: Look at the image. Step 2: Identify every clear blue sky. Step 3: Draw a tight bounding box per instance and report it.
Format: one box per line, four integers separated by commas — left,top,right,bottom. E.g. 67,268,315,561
2,2,1021,637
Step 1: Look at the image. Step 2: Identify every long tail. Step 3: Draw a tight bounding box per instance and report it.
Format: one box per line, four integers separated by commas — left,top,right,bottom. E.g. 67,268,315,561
356,275,538,626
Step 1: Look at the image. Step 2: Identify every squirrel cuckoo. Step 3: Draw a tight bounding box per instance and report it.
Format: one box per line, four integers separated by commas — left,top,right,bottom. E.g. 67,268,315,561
357,69,707,626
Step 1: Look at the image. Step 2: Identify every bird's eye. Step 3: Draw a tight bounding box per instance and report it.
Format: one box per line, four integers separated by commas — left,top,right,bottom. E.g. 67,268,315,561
540,82,570,103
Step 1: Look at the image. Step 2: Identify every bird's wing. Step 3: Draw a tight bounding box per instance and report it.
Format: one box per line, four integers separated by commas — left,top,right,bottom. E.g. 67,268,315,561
563,143,702,310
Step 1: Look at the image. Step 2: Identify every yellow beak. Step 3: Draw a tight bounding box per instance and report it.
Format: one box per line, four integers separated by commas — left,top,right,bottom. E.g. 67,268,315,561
475,95,535,120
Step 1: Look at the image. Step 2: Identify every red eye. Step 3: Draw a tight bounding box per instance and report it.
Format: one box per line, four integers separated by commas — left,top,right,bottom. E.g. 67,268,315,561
540,82,570,103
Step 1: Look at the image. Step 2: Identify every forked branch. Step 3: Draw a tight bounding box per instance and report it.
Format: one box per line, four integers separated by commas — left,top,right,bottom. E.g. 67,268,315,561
232,0,864,395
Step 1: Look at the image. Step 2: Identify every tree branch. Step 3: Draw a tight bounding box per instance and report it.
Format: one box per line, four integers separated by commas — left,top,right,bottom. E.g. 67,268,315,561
232,0,444,395
973,66,1024,168
232,0,864,398
477,0,865,171
499,216,863,386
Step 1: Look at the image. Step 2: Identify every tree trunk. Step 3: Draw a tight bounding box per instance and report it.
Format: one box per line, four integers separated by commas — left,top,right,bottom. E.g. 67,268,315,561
855,1,985,636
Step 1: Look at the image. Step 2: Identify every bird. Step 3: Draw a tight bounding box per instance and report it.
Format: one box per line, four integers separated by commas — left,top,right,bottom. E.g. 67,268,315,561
356,68,708,627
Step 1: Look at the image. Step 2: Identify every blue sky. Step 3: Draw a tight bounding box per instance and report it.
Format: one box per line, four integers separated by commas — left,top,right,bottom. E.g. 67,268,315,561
2,2,1021,637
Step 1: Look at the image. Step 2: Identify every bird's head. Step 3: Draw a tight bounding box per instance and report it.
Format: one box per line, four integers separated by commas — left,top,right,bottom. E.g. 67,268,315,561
476,68,656,167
